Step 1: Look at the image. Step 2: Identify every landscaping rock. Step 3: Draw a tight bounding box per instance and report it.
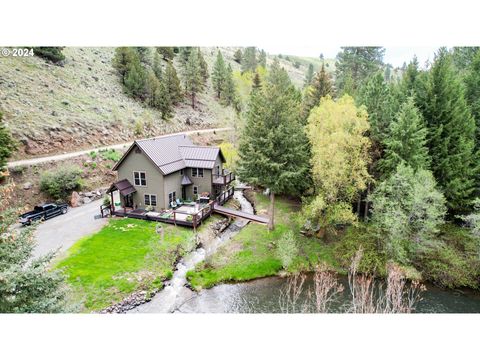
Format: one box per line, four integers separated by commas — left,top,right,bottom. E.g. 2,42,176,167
23,182,33,190
99,290,154,314
70,191,81,207
82,197,92,204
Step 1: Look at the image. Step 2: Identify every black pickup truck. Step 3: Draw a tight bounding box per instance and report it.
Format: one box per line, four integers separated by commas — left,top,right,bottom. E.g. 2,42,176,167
19,203,69,225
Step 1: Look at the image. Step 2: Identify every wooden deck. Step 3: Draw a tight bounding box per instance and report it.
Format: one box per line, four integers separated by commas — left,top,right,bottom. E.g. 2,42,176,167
110,187,236,228
212,204,269,224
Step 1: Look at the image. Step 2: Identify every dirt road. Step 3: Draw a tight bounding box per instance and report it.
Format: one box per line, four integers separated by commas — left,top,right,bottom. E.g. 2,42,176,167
8,127,233,169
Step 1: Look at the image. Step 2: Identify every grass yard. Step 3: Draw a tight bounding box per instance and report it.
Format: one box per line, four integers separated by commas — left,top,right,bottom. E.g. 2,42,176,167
57,218,194,311
187,191,337,290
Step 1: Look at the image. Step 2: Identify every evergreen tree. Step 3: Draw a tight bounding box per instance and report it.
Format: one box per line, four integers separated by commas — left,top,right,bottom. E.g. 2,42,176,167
258,49,267,68
241,47,257,73
135,47,151,65
302,64,334,119
197,48,209,82
178,47,193,65
156,47,175,61
304,63,314,87
464,49,480,151
33,47,65,63
379,98,430,177
233,49,243,64
112,47,138,82
181,49,204,109
421,48,477,214
252,71,262,90
124,60,147,99
221,64,238,108
153,51,163,80
238,61,309,230
0,185,70,313
335,47,385,96
165,62,183,104
0,112,16,176
212,51,227,98
357,71,396,144
145,69,172,119
451,46,480,71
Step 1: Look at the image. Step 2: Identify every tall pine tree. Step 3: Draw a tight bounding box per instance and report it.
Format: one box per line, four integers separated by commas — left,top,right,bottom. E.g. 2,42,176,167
379,98,430,177
302,64,334,119
304,63,314,88
165,62,183,105
181,48,205,109
421,48,477,214
212,51,227,98
335,47,385,96
238,60,309,230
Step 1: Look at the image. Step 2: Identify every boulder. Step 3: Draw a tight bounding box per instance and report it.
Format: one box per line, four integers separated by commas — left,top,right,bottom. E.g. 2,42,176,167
83,197,92,204
70,191,81,207
84,191,94,198
23,182,33,190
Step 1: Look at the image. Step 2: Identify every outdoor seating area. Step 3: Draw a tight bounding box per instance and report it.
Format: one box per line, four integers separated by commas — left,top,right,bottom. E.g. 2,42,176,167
110,187,234,228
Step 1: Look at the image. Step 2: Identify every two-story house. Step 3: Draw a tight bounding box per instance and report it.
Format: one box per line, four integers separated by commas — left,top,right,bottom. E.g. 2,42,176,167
108,134,234,211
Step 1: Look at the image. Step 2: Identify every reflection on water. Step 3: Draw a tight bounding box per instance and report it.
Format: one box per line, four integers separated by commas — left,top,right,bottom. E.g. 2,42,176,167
178,275,480,313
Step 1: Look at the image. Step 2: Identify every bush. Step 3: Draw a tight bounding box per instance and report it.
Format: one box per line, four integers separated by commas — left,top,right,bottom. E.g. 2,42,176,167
40,166,83,200
333,224,387,276
276,230,298,270
99,149,122,162
33,47,65,63
416,242,480,289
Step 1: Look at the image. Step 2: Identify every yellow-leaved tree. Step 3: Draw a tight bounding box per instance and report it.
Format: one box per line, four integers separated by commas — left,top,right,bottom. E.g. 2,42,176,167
304,95,371,236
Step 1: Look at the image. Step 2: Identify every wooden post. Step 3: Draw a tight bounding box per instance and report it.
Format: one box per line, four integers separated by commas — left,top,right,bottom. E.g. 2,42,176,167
173,211,176,226
110,191,115,214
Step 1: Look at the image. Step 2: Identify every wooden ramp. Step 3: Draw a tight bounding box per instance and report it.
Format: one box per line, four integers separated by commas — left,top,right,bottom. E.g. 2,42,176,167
212,204,269,224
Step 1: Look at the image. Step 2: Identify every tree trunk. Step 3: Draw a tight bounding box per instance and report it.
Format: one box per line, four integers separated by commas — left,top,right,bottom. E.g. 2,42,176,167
356,194,362,216
364,183,370,220
268,191,275,231
192,92,196,109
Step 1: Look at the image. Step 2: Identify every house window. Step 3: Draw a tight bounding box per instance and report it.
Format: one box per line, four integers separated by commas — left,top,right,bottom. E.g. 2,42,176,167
180,169,184,176
216,165,220,175
192,168,203,178
168,191,176,205
144,194,157,206
133,171,146,186
193,186,198,196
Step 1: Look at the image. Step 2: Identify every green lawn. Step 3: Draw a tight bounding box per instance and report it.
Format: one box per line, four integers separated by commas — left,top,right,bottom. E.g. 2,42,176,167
57,218,194,311
187,191,337,290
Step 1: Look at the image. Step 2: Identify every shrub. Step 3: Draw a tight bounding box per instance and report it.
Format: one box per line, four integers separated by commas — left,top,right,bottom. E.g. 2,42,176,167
416,242,480,289
33,47,65,63
99,149,121,162
276,231,298,270
40,166,83,200
333,224,387,276
134,119,144,136
89,151,97,160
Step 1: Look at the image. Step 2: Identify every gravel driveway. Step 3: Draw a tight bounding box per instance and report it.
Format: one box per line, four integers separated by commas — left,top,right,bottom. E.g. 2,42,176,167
32,199,108,259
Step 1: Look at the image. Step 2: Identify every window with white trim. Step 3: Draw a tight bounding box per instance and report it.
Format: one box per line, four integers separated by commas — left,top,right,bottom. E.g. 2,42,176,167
193,186,198,196
144,194,157,206
192,168,203,178
133,171,146,186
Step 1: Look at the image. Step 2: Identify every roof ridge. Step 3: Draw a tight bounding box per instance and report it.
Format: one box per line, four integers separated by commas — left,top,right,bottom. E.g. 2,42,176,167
179,145,219,149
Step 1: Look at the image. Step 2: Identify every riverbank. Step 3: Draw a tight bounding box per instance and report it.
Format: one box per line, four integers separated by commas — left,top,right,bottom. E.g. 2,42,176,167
187,189,480,292
187,190,338,290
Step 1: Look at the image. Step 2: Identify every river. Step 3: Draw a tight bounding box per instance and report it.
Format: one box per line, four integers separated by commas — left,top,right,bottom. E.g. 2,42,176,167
129,190,480,314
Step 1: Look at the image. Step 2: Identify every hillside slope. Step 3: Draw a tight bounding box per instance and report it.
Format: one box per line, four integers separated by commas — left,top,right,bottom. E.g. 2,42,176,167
0,47,327,159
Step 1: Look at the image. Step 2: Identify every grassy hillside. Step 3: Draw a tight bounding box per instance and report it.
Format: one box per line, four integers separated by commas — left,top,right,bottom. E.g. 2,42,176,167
0,47,332,158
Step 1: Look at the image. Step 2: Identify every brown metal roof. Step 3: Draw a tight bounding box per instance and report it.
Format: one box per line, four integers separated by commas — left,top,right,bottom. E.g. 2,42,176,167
108,179,137,196
112,134,225,175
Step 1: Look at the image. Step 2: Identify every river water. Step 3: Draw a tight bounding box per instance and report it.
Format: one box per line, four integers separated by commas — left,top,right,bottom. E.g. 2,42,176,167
176,274,480,313
129,190,480,314
128,190,253,313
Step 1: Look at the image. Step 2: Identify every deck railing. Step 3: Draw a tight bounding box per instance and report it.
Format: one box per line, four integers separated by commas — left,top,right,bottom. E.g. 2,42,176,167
215,186,234,205
212,169,235,186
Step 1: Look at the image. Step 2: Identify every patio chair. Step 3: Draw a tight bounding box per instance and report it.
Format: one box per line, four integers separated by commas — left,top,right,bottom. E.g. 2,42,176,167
176,198,184,206
170,201,178,209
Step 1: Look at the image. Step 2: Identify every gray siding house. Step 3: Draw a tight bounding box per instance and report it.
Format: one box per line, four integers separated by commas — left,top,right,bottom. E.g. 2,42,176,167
108,134,234,211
